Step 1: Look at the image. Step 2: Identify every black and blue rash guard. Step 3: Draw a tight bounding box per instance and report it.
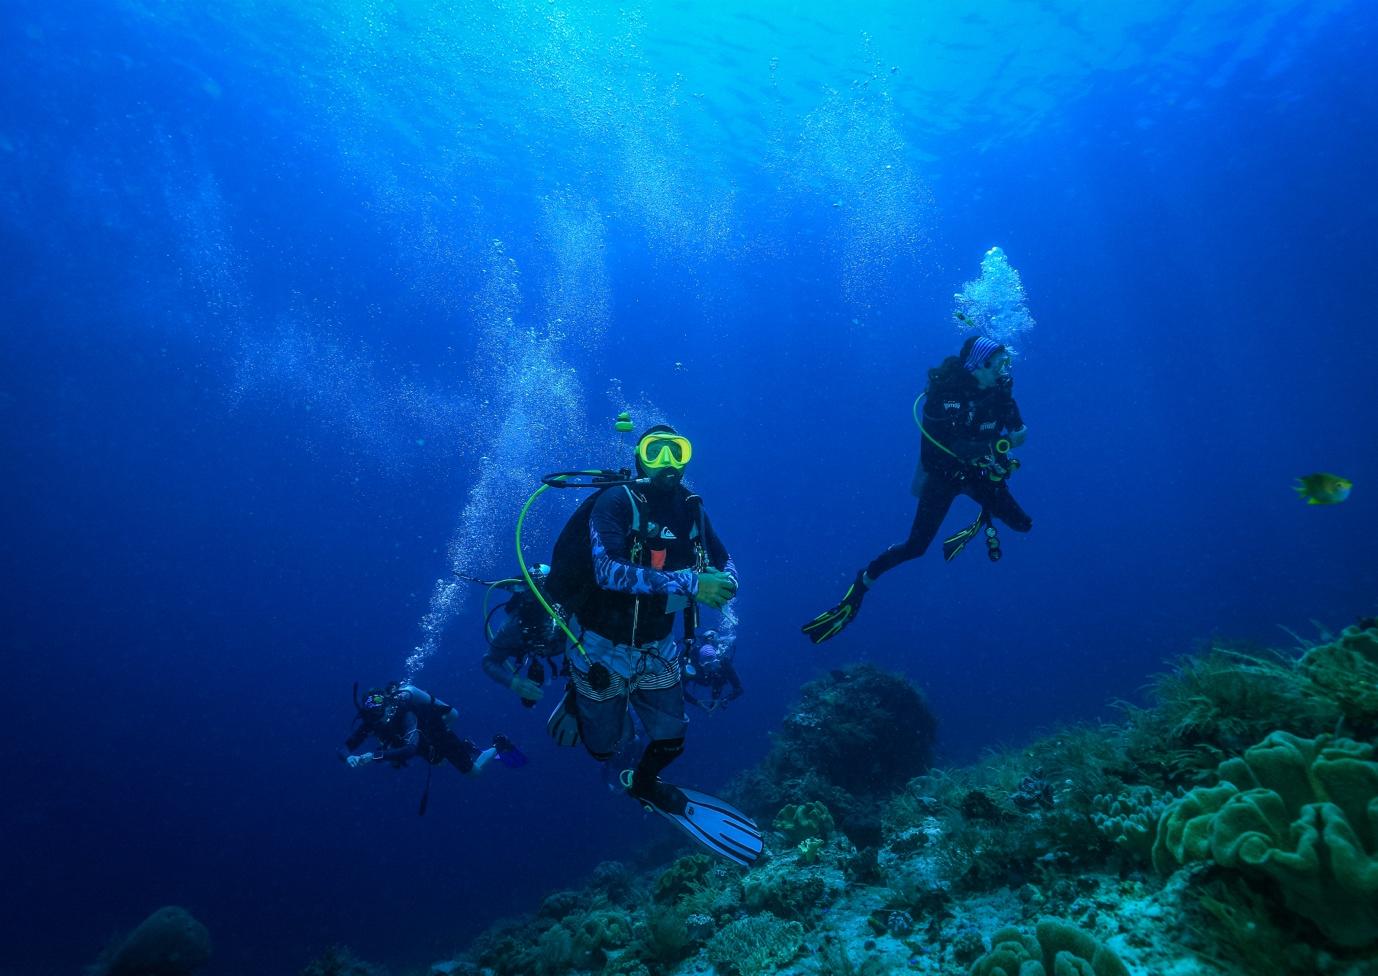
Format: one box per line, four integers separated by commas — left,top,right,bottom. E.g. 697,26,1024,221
576,483,736,646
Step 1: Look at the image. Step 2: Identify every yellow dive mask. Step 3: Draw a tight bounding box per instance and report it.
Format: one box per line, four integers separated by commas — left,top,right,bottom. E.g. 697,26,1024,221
637,431,692,469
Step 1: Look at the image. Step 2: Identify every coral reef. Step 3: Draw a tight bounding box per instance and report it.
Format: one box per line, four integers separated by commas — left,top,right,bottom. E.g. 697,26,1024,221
1118,640,1341,788
733,664,937,845
99,906,211,976
1152,730,1378,946
1091,786,1171,866
433,619,1378,976
1299,623,1378,733
705,914,804,976
654,854,714,904
773,800,836,844
741,841,847,921
969,918,1129,976
300,945,388,976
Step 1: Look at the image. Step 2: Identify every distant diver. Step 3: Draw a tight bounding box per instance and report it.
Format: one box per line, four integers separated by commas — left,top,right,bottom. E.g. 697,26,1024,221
803,335,1032,644
535,423,764,866
340,681,526,814
684,629,744,713
457,565,567,707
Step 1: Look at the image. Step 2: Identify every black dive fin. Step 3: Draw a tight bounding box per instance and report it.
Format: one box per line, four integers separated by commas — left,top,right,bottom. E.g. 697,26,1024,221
942,512,986,562
800,573,868,645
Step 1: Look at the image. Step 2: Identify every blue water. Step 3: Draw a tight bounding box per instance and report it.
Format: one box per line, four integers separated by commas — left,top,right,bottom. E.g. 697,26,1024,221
3,1,1375,973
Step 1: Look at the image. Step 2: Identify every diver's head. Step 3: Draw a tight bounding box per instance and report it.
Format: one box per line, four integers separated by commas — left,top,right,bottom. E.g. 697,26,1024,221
361,686,388,720
702,629,719,645
961,336,1011,389
635,424,691,492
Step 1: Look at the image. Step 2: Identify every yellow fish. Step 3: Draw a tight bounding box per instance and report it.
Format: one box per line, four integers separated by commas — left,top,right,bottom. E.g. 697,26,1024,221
1294,473,1352,505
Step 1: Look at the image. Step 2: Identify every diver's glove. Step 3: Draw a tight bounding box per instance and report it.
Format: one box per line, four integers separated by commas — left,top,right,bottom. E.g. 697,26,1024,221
509,674,544,703
346,753,376,769
696,570,737,609
801,571,869,645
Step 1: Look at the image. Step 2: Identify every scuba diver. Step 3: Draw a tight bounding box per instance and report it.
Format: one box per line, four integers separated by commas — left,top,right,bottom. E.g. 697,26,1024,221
459,565,566,707
803,335,1032,644
538,424,763,866
340,682,526,813
684,629,743,713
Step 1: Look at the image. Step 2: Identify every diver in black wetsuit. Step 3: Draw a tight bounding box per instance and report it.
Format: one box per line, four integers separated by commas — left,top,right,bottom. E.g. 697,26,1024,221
474,568,567,708
340,682,523,775
803,335,1032,644
684,630,743,712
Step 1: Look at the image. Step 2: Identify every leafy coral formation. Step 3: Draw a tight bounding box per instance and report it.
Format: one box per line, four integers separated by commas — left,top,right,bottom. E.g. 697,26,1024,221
1299,623,1378,732
773,800,836,843
1152,730,1378,946
969,918,1129,976
1091,786,1170,865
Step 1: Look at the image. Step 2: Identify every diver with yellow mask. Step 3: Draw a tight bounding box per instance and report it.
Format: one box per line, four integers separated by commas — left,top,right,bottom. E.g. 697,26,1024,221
536,424,761,866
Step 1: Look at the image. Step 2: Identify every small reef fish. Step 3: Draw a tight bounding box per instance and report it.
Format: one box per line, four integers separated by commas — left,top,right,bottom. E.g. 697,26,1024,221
1294,472,1352,505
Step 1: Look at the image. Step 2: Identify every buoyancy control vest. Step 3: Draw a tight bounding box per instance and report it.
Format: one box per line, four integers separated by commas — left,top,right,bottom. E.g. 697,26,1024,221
544,483,708,647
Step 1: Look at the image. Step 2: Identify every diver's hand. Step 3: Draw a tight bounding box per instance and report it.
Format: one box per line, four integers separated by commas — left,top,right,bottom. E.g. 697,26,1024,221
509,675,544,702
972,452,1010,479
346,753,376,769
695,570,737,609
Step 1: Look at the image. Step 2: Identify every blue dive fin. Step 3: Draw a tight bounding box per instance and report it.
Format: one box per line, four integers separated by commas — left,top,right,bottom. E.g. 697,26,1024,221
640,782,764,867
492,734,528,768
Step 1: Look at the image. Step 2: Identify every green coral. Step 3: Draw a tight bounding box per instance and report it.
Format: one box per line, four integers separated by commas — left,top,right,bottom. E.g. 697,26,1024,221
653,853,712,903
743,867,831,919
532,924,574,975
797,836,824,864
1300,624,1378,729
774,800,835,844
631,906,691,967
508,905,632,975
1091,786,1170,864
969,919,1129,976
571,909,631,957
705,913,804,976
1153,730,1378,946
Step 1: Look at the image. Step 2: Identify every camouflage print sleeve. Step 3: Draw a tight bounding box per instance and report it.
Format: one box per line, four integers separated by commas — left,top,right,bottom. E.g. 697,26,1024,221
589,488,696,596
